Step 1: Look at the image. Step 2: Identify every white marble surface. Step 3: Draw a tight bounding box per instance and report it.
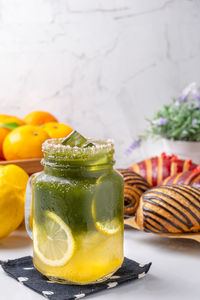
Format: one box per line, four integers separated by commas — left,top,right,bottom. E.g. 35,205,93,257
1,225,200,300
0,0,200,165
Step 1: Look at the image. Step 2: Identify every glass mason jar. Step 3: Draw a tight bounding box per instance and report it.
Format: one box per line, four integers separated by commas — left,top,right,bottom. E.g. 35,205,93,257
25,138,124,285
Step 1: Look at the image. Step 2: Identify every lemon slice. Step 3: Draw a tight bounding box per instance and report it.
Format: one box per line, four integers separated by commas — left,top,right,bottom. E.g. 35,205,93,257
92,174,123,236
95,218,121,235
34,211,75,267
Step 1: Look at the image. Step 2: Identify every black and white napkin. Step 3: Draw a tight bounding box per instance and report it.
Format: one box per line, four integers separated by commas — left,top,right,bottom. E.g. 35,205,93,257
0,256,151,300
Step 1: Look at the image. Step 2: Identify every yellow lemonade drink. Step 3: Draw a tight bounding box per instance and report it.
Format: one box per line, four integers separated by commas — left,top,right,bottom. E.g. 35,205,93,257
32,133,124,284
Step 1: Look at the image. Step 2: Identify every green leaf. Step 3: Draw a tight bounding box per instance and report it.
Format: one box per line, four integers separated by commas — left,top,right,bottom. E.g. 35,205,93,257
1,122,20,130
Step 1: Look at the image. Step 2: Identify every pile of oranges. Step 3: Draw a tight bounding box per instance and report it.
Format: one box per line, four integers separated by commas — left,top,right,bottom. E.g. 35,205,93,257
0,111,73,161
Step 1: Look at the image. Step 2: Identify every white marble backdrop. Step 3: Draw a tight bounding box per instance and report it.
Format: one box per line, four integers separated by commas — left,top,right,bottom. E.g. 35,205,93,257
0,0,200,166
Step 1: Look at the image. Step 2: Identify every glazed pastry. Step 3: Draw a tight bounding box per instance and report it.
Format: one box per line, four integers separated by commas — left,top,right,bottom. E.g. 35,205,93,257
162,167,200,186
129,153,197,186
118,169,151,215
136,185,200,233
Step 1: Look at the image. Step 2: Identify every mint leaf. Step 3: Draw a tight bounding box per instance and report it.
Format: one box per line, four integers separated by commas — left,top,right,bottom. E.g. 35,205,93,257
1,122,20,130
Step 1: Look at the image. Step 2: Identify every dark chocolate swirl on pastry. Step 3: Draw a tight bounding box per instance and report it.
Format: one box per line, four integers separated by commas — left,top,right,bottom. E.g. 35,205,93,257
118,169,151,215
136,184,200,233
123,185,142,215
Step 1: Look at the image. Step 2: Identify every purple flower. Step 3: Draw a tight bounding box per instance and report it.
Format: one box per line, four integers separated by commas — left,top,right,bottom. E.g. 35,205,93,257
179,82,197,102
192,90,200,102
157,118,168,126
153,118,168,126
179,94,188,102
192,119,198,125
125,139,141,155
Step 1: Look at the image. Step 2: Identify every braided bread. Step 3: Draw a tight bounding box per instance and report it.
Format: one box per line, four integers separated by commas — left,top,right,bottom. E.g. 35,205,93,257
118,169,151,215
136,185,200,233
129,153,197,187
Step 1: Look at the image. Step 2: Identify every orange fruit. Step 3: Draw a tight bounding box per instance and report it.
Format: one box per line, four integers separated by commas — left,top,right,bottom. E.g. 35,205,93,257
0,115,25,126
3,125,50,160
0,127,9,159
42,122,73,139
3,116,25,126
0,114,12,122
24,111,58,126
0,116,25,159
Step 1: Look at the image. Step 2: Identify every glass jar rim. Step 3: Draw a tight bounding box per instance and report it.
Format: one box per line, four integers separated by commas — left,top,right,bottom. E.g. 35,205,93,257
42,138,114,162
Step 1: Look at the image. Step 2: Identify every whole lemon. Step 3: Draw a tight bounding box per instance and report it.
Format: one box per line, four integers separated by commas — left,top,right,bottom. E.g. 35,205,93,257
0,164,29,189
3,125,50,160
42,122,73,139
0,164,29,239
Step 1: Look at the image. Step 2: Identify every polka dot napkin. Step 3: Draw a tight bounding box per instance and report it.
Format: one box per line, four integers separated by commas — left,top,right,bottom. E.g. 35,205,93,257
0,256,151,300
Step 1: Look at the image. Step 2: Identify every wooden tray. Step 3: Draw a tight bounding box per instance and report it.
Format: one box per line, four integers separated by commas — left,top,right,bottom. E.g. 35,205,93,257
124,216,200,243
0,158,43,175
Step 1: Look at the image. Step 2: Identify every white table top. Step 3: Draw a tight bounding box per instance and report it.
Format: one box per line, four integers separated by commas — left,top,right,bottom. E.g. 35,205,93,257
0,224,200,300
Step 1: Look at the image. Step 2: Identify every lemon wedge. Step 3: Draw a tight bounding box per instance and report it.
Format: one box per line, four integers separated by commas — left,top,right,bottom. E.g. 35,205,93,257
33,211,75,267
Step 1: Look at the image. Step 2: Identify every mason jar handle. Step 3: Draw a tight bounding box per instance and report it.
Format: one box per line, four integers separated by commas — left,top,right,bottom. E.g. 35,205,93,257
25,172,41,239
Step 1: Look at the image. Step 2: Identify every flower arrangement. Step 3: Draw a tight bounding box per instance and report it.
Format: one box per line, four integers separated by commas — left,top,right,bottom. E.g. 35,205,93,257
126,83,200,155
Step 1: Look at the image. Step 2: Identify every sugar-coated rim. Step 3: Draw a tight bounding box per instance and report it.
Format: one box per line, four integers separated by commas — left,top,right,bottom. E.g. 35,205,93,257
42,138,114,159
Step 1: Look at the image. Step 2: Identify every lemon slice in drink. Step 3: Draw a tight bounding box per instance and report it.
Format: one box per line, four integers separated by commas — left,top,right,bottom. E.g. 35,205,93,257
95,218,121,235
34,211,75,267
92,174,123,236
